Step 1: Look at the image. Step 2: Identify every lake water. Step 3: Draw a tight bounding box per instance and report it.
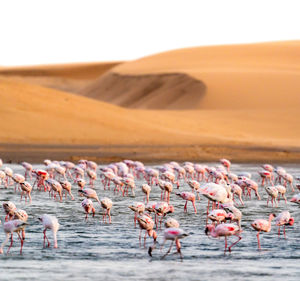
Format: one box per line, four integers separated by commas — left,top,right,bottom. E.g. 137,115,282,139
0,163,299,281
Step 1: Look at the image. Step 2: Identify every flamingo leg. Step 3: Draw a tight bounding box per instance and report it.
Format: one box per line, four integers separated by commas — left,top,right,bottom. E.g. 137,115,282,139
161,240,174,260
17,232,24,254
256,232,261,250
192,200,197,214
43,229,50,248
224,236,228,254
228,235,242,252
7,233,13,254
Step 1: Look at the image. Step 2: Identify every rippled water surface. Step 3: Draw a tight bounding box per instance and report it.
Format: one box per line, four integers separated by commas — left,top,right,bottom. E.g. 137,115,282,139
0,163,299,281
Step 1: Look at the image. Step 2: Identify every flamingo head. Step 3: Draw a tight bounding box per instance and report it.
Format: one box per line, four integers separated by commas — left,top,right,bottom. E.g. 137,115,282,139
289,217,295,226
205,224,215,235
167,205,175,213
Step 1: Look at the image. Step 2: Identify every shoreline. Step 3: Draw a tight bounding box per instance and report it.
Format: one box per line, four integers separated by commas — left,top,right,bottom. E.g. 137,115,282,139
1,143,300,164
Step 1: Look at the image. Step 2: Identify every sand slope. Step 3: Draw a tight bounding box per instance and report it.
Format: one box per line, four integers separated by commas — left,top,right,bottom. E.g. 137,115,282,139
1,77,299,147
81,41,300,110
81,72,206,109
0,62,121,93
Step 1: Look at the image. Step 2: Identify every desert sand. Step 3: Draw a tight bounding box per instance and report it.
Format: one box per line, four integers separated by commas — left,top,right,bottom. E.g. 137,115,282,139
0,62,121,93
1,41,299,163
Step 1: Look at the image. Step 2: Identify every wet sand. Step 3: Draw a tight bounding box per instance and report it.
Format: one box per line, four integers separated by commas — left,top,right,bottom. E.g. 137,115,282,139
1,143,300,164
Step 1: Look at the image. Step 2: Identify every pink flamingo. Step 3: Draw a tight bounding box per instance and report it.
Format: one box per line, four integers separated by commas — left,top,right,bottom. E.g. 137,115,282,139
275,211,294,238
45,179,63,202
20,181,33,203
150,202,174,229
282,173,294,192
0,219,28,254
2,202,17,221
274,185,287,204
77,178,86,190
176,192,197,214
81,198,96,221
208,209,232,224
100,197,113,223
259,170,273,186
87,169,97,187
164,218,180,228
38,214,59,248
137,214,157,247
205,223,242,253
251,213,276,250
59,180,74,200
220,158,231,172
149,228,188,260
78,188,100,204
129,202,145,227
21,162,33,180
230,183,244,205
265,186,278,207
290,193,300,205
141,184,151,203
187,180,201,200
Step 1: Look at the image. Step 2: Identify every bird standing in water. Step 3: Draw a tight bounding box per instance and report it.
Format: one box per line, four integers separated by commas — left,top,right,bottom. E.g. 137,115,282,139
38,214,60,248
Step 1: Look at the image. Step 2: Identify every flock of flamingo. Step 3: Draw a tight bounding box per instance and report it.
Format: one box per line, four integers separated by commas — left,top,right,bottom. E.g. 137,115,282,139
0,157,299,259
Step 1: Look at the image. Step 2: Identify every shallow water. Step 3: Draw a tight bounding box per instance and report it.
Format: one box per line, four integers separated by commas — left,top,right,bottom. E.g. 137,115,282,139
0,163,299,281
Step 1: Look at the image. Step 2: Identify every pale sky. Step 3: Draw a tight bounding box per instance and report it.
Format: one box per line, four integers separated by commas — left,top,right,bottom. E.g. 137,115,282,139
0,0,299,66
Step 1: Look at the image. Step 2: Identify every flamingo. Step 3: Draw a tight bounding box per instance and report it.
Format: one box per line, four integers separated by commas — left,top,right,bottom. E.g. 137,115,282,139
45,179,63,202
87,169,97,187
275,211,294,238
259,170,273,186
187,180,201,200
38,214,59,248
163,181,173,203
176,192,197,214
12,209,28,244
81,198,95,221
221,203,242,229
11,173,25,193
149,228,188,260
164,217,180,228
136,214,157,247
230,183,244,205
205,223,242,253
141,184,151,203
251,213,276,250
0,219,28,254
208,209,232,224
21,162,33,180
244,179,261,200
274,185,287,204
129,202,145,227
2,202,17,221
100,197,113,223
77,178,86,190
59,180,74,200
20,181,33,203
220,158,231,172
78,188,100,204
151,202,174,229
290,193,300,205
0,170,5,186
282,173,294,192
265,186,278,207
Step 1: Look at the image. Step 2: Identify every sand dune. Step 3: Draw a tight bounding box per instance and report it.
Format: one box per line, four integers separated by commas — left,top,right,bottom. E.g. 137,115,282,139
0,62,121,93
81,41,300,110
1,41,300,162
